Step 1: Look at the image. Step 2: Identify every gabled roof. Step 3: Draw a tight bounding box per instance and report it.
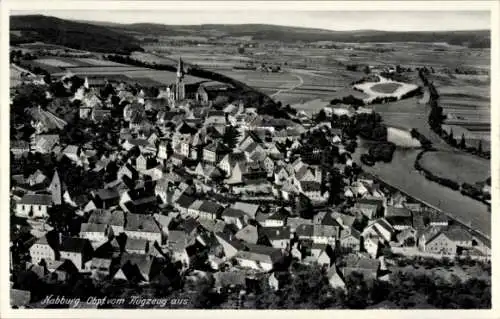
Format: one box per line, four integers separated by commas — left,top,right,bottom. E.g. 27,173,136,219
199,200,223,214
230,202,260,219
235,225,258,244
443,226,472,242
125,238,149,251
125,214,161,233
221,207,247,219
260,226,291,240
60,237,91,254
19,194,52,206
385,206,412,217
80,223,107,233
175,194,196,208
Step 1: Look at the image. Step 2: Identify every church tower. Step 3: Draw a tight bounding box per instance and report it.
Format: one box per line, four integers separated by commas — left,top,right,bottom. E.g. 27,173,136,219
175,57,186,101
48,170,62,206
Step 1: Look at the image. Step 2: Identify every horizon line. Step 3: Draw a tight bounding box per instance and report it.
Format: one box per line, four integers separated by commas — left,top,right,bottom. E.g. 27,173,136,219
10,13,491,33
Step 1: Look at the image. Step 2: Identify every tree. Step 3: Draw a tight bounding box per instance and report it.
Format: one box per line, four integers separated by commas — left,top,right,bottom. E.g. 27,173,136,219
363,65,371,75
222,125,241,150
314,109,327,122
459,133,466,149
478,140,483,154
328,168,345,205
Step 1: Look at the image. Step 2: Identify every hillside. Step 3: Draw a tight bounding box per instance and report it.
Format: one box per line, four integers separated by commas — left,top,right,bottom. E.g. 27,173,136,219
106,23,490,48
10,15,143,54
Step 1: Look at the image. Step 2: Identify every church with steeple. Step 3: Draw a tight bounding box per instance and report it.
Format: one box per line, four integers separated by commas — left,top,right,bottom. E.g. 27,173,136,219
161,57,187,103
175,57,186,101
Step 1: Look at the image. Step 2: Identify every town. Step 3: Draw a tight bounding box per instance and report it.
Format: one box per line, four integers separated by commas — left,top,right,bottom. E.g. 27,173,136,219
8,12,492,310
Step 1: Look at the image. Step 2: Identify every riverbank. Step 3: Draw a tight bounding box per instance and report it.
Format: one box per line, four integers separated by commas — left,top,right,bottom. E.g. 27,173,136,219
352,140,491,237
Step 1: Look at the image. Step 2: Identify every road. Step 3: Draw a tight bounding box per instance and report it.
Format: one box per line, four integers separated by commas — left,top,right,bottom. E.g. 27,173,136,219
270,73,304,98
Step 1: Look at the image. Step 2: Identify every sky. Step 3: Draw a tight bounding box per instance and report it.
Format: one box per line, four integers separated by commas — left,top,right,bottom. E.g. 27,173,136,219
11,10,490,32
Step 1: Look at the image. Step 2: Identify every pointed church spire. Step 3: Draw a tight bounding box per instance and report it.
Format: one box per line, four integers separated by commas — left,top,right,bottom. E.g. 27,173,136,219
49,169,62,205
177,56,184,78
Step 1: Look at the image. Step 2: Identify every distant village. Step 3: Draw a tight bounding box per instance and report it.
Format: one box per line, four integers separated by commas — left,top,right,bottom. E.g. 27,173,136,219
10,57,491,309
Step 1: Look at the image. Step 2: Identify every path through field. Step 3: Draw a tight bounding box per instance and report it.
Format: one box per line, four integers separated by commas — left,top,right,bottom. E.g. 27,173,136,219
270,73,304,98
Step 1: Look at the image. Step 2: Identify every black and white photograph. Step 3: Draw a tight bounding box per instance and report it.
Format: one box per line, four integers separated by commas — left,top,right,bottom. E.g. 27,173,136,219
1,0,498,315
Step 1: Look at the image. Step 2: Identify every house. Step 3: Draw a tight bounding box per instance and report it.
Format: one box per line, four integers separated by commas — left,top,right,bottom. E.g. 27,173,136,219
11,140,30,157
157,140,169,161
213,271,246,293
89,256,113,278
424,226,473,255
153,212,178,238
230,202,262,220
203,141,230,164
299,181,328,202
308,243,331,266
234,244,282,271
221,207,247,229
135,154,157,172
11,288,31,308
62,145,81,163
385,206,412,218
396,228,418,247
235,225,259,244
79,223,110,244
355,198,384,220
167,230,192,268
339,227,361,251
194,162,223,182
88,209,125,235
364,237,380,258
261,208,287,228
386,215,413,231
362,218,395,243
259,226,291,249
31,134,59,154
186,199,204,219
312,224,339,244
29,235,56,264
59,237,94,272
16,194,53,218
92,188,120,209
218,152,247,176
114,253,159,282
125,238,150,255
327,265,347,291
198,200,224,220
287,217,313,233
174,195,196,215
214,232,243,259
26,170,48,187
44,259,79,281
342,254,380,281
417,226,445,251
124,214,162,244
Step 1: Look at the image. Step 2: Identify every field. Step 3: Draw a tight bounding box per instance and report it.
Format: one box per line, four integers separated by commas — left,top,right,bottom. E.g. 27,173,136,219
419,151,490,185
387,127,421,148
371,82,402,94
430,72,490,152
23,56,206,86
353,76,419,102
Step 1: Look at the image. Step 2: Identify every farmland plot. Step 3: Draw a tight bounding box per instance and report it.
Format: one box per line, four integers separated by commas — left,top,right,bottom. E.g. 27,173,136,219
419,151,490,185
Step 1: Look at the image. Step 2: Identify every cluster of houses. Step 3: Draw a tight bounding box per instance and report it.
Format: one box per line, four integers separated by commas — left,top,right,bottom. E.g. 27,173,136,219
9,58,491,307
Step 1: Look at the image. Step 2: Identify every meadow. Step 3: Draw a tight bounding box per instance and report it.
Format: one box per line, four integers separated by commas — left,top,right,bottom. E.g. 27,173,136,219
418,151,490,185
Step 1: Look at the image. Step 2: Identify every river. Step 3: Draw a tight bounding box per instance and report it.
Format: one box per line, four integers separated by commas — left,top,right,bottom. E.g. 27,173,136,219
352,139,491,237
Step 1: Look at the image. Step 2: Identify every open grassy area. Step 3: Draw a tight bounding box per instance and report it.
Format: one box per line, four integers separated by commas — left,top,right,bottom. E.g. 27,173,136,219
419,151,490,184
371,82,403,94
